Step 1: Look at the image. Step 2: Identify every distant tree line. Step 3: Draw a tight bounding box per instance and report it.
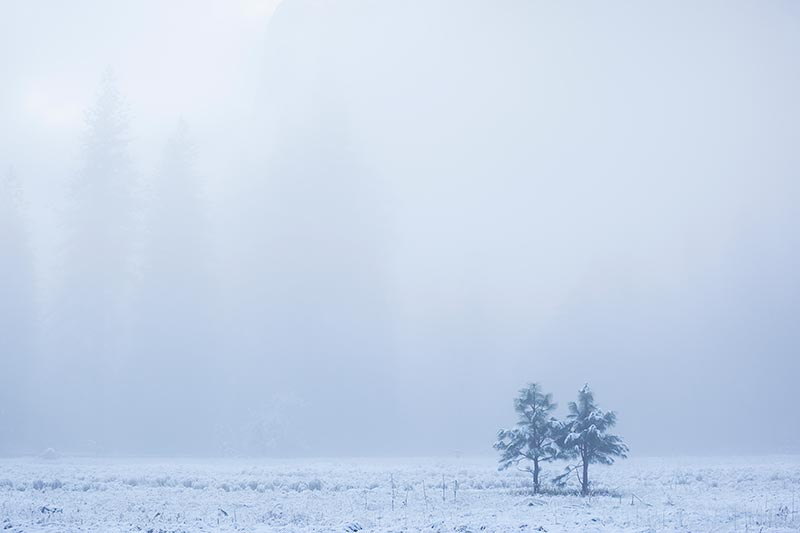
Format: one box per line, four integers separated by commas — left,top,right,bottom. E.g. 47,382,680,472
0,66,386,456
0,68,226,454
494,383,628,496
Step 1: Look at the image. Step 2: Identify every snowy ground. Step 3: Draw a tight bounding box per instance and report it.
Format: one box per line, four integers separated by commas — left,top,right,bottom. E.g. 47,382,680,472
0,455,798,532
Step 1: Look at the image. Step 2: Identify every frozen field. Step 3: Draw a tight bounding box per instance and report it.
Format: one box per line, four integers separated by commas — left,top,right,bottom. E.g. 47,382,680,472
1,455,798,532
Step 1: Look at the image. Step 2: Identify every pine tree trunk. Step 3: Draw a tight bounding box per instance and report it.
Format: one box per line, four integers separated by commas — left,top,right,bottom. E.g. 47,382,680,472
581,457,589,496
533,457,540,494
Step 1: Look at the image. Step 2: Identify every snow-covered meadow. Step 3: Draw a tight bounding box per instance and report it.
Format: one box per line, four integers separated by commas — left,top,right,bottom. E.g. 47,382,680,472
1,455,798,532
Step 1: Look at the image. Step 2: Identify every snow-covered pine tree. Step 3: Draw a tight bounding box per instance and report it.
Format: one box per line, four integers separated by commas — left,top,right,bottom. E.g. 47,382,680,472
556,384,628,496
494,383,560,493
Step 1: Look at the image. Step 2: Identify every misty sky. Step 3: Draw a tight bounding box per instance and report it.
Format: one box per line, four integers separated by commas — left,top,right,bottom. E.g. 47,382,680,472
1,1,799,457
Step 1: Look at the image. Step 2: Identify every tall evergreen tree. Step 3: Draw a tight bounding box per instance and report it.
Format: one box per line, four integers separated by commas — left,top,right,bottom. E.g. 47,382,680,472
556,384,628,496
494,383,560,493
126,120,220,452
0,167,35,452
44,69,135,448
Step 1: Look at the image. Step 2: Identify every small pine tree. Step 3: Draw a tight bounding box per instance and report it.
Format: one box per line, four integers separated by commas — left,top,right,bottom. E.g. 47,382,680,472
556,384,628,496
494,383,560,493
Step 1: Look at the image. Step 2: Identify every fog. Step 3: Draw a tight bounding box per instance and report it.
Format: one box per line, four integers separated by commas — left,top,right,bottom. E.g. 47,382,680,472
1,0,799,457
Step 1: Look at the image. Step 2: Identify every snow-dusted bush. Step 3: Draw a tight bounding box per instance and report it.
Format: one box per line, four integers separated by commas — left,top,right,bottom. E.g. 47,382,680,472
287,480,307,492
41,448,59,460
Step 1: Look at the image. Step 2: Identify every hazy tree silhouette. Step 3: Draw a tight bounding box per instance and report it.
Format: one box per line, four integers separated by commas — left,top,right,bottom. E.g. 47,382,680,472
0,167,36,453
45,69,136,447
126,120,222,451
